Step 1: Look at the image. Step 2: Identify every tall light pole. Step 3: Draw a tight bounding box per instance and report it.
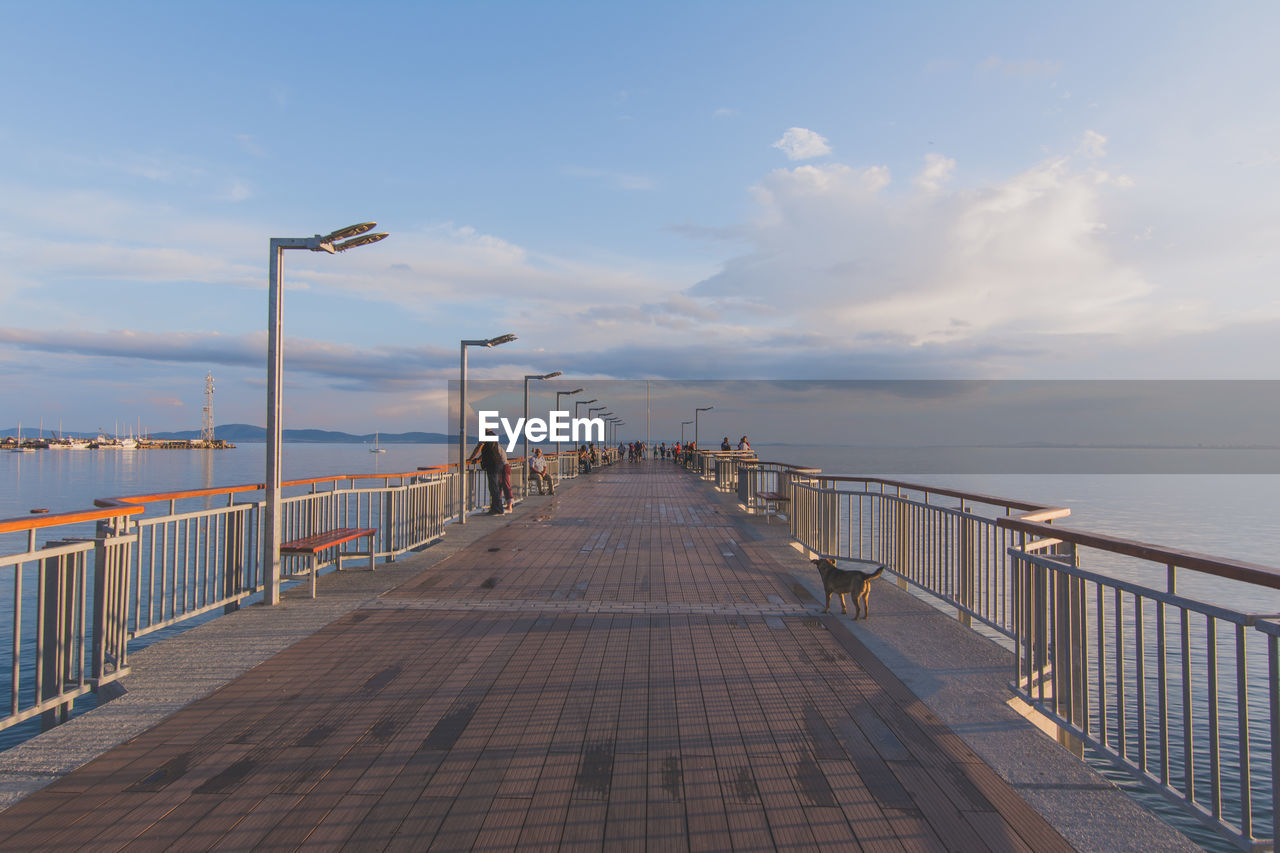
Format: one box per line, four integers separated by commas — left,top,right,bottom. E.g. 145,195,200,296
524,370,561,496
458,333,517,525
681,420,693,444
555,387,583,463
264,222,388,606
592,410,612,447
695,406,714,449
573,398,598,442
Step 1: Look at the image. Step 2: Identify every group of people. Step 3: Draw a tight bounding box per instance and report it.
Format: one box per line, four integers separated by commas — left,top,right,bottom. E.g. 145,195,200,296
619,440,648,462
467,442,560,515
468,433,752,514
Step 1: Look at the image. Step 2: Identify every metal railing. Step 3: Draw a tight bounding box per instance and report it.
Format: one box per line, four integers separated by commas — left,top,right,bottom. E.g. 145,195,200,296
1002,520,1280,847
0,516,137,733
725,462,1278,849
0,463,475,735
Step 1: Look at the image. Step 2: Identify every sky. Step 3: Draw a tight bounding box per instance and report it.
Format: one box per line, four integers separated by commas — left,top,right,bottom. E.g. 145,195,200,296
2,2,1279,438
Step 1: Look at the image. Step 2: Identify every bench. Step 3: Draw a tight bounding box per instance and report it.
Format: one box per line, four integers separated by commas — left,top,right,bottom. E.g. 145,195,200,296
756,490,789,523
280,527,376,598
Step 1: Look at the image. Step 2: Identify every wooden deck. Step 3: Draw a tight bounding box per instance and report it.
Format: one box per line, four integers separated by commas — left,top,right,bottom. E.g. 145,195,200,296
0,462,1074,851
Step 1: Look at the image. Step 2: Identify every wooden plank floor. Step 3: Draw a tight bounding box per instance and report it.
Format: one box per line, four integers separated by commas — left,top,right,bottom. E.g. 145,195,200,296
0,462,1075,851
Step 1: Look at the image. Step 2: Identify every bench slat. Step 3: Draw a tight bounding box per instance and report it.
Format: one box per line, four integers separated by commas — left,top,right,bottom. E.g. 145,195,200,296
280,528,377,599
281,527,376,555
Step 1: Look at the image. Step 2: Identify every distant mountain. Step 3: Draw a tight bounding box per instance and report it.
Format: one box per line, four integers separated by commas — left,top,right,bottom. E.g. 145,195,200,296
1,425,454,444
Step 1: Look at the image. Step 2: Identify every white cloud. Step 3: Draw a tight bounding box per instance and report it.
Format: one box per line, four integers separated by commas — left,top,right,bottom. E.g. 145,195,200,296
772,127,832,161
235,134,266,157
1078,130,1108,158
713,107,738,119
689,145,1232,355
913,153,956,192
219,179,253,202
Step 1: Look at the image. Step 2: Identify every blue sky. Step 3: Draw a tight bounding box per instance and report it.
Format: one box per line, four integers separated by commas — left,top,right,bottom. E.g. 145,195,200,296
2,2,1278,435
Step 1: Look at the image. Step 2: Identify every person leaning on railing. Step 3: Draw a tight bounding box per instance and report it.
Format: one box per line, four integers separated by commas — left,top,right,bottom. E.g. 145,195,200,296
467,438,509,515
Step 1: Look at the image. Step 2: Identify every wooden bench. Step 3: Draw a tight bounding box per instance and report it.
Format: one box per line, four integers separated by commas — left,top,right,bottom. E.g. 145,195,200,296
280,527,376,598
756,490,789,523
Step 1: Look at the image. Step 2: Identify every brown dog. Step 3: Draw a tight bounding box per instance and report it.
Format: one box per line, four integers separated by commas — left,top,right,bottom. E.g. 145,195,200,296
812,558,885,618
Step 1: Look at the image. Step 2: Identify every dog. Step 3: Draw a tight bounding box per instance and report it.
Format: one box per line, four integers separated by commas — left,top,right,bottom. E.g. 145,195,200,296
812,558,884,618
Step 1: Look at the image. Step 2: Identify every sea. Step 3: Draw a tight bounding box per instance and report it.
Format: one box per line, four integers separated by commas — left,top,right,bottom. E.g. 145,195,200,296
2,442,1278,846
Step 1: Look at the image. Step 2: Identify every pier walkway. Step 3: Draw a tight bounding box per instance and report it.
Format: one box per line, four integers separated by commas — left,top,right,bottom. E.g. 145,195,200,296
0,462,1192,850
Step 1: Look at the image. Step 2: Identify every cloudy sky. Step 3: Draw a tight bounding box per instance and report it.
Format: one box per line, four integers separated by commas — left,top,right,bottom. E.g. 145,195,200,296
2,2,1278,436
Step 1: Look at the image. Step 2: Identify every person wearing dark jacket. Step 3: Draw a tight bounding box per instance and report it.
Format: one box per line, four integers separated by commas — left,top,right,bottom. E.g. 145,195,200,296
467,439,508,514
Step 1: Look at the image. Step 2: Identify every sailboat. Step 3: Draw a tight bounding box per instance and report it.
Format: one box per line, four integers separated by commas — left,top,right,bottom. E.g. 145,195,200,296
369,431,386,453
10,422,35,452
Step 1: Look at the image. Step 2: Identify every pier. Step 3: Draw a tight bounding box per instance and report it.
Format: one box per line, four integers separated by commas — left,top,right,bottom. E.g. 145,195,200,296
0,460,1203,850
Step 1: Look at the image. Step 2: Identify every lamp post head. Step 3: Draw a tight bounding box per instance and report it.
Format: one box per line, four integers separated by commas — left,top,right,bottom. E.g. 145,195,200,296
485,333,517,347
541,371,563,380
697,406,714,413
322,222,377,242
579,398,597,405
567,387,584,395
333,232,389,252
305,222,388,254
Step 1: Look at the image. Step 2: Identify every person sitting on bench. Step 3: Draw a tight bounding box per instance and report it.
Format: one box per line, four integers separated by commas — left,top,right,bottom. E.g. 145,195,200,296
529,447,555,495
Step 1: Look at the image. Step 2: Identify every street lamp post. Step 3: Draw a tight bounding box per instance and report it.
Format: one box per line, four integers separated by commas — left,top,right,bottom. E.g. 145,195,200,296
555,387,583,468
591,410,611,448
458,333,517,525
264,222,388,606
573,398,598,435
695,406,714,449
524,371,561,496
680,420,693,444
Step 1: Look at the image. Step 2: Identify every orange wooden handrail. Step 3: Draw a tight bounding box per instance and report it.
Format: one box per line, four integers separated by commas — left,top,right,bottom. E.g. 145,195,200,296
1,463,487,534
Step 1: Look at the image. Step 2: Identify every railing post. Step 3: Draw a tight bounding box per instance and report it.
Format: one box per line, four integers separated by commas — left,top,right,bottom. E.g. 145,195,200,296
1052,542,1084,757
383,489,396,563
958,507,973,627
90,521,110,687
223,508,244,614
39,549,73,730
823,485,838,557
894,497,908,590
90,518,130,697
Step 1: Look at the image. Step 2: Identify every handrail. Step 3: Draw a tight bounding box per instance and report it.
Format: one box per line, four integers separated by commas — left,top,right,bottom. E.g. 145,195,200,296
999,516,1280,590
0,505,142,534
0,463,471,533
814,474,1068,515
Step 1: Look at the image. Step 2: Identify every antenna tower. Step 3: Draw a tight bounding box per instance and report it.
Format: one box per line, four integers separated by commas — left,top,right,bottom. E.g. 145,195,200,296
201,372,216,444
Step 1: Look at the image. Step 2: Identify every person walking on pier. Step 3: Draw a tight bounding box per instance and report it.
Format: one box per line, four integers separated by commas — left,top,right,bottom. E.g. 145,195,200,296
721,436,731,451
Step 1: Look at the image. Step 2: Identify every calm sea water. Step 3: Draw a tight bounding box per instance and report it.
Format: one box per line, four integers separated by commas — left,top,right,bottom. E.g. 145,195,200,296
4,442,1279,601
